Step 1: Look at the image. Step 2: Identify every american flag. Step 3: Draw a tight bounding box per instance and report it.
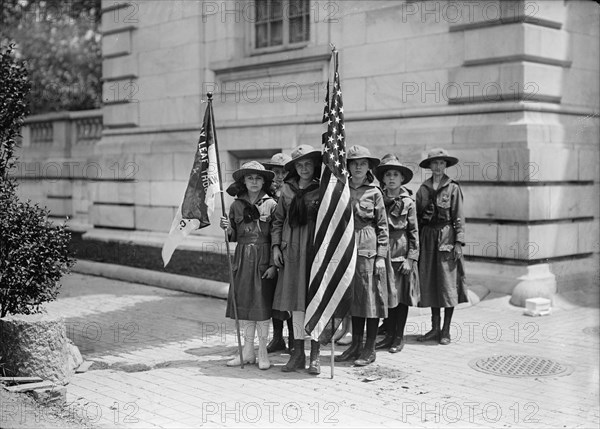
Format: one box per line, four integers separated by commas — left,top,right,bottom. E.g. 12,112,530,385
305,52,357,343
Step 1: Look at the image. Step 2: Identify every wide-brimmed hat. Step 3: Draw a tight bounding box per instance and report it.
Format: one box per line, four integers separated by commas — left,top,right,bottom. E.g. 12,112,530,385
284,145,322,172
375,154,414,184
232,160,275,183
419,148,459,169
346,145,380,169
263,153,292,169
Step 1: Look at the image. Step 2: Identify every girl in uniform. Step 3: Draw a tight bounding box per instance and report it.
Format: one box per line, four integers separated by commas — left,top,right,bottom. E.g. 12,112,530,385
374,154,420,353
220,161,278,369
335,145,390,367
271,145,322,374
416,148,468,345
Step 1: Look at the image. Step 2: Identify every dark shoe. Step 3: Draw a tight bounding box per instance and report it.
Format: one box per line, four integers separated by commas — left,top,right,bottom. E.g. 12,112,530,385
281,339,305,372
354,338,376,366
335,335,363,362
417,314,441,342
375,335,394,350
417,328,441,342
267,333,286,353
439,330,451,345
307,341,320,375
389,336,405,353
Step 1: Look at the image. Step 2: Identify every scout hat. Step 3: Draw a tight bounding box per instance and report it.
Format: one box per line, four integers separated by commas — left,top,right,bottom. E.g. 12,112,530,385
346,145,380,169
263,153,292,169
284,144,322,172
419,148,459,169
232,160,275,183
375,154,414,184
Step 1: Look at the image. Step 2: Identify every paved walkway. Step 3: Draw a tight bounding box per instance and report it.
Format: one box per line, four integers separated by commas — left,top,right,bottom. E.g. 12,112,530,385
18,273,600,428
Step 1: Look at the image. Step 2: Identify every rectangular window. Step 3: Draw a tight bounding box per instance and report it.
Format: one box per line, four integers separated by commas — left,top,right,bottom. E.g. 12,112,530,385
254,0,309,51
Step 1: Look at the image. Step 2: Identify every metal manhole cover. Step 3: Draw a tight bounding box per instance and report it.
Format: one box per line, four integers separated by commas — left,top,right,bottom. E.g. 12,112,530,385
469,355,573,378
583,326,599,337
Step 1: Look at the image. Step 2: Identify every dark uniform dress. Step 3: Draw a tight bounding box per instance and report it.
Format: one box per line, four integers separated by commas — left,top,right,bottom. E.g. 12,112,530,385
416,175,468,308
385,187,420,307
349,180,391,318
271,178,320,312
225,192,277,321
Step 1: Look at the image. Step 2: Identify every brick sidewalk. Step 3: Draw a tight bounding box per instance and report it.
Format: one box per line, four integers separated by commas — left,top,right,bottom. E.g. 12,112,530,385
21,273,600,428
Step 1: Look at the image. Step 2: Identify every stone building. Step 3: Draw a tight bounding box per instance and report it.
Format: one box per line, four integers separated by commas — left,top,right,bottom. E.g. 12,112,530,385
16,0,599,302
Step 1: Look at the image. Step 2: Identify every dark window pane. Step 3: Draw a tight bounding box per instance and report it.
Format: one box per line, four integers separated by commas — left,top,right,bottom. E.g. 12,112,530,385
289,16,308,43
270,0,283,19
256,0,268,21
271,20,283,45
256,23,269,48
288,0,302,17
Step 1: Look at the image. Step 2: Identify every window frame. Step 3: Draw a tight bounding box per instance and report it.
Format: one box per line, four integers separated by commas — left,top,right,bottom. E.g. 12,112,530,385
247,0,312,56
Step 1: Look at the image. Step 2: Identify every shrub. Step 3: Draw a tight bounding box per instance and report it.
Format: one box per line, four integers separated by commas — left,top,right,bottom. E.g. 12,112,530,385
0,44,74,318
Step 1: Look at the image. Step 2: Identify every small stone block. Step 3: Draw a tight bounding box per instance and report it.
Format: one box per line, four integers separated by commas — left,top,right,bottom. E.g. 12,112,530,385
525,297,552,313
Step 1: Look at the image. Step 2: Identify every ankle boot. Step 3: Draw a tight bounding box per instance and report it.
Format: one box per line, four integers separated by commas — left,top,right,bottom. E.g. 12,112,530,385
417,314,441,342
335,335,363,362
227,321,256,366
266,329,286,353
354,338,376,366
375,334,394,350
258,337,271,369
307,340,320,375
389,335,405,353
439,325,451,345
281,339,305,372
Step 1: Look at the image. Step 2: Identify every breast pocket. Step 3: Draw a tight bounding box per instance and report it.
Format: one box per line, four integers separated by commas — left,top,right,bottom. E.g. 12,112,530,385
357,201,374,220
436,192,451,220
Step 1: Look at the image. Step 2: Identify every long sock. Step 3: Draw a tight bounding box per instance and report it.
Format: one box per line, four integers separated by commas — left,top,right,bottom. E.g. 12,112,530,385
386,306,398,337
291,311,305,339
443,307,454,330
366,318,379,340
352,316,365,338
431,307,441,318
286,317,294,337
272,317,283,332
396,304,409,337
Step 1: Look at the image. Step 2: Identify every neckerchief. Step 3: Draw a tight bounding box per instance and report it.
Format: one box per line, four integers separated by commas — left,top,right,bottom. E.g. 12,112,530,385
289,182,319,227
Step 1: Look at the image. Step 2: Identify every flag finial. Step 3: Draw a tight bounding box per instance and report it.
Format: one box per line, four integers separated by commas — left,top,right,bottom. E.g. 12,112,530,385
207,92,213,100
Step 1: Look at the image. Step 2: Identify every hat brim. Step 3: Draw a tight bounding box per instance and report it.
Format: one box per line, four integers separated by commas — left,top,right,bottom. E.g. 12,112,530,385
262,162,287,169
347,157,380,170
232,168,275,183
419,156,458,169
375,164,414,184
284,150,323,172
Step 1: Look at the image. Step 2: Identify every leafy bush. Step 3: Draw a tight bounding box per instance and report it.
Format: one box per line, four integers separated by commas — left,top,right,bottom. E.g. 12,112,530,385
0,45,74,318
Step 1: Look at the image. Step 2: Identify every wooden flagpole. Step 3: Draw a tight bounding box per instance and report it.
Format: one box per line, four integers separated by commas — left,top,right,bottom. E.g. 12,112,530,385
207,92,245,369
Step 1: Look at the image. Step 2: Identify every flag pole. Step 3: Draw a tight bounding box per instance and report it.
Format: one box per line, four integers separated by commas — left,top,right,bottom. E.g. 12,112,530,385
330,46,338,379
207,92,245,369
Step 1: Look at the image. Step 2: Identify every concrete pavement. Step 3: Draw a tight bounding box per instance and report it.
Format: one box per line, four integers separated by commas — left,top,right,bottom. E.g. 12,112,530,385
5,270,598,428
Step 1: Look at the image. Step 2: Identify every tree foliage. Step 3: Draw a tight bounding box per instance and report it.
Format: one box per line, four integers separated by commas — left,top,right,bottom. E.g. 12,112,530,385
0,0,101,114
0,45,74,318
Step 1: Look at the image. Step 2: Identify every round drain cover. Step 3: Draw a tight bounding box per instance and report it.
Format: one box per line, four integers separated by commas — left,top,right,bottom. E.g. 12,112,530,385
469,355,573,378
583,326,599,337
